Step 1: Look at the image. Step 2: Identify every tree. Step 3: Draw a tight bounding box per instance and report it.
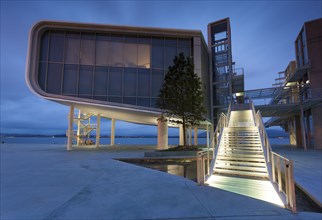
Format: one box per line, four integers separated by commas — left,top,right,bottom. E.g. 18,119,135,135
157,53,206,146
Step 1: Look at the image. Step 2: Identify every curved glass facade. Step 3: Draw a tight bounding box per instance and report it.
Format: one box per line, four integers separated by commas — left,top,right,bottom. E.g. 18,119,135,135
38,30,191,108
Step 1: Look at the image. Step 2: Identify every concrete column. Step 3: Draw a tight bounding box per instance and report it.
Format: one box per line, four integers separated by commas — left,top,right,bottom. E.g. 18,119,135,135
157,118,168,150
110,118,115,145
300,105,307,150
188,127,192,146
96,114,101,147
206,124,210,149
76,109,81,146
194,127,198,146
67,105,74,151
179,125,184,146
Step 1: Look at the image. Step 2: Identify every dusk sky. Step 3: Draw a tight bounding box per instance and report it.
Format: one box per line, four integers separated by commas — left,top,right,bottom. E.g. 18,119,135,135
1,0,321,135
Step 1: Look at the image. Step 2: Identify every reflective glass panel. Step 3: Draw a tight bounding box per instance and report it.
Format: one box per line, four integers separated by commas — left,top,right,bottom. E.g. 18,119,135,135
138,44,150,68
152,45,164,69
63,64,78,96
123,68,137,96
94,66,108,101
80,34,95,65
165,46,177,69
79,65,93,99
38,62,47,90
123,97,136,105
124,43,138,67
40,31,49,61
96,39,110,66
47,63,62,94
49,32,65,62
137,98,150,107
110,42,124,67
108,67,122,96
65,33,80,64
137,68,150,97
151,69,164,97
108,96,122,103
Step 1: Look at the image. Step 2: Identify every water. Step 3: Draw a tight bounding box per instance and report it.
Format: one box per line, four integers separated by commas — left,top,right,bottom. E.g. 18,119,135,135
0,137,207,145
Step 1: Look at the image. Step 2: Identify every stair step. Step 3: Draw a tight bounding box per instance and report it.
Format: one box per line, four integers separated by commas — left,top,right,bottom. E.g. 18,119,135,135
219,146,263,151
215,161,266,167
217,153,264,158
214,169,268,179
217,156,265,162
220,143,262,147
214,165,268,173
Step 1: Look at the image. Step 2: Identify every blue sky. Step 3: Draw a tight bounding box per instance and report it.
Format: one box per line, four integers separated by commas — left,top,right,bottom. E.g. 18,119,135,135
1,0,321,135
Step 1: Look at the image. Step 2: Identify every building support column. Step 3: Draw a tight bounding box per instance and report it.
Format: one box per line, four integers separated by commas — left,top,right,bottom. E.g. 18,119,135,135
96,114,101,148
300,105,307,151
179,125,184,146
110,118,115,146
194,127,198,146
76,109,81,146
206,124,210,149
157,118,168,150
188,127,192,146
67,105,74,151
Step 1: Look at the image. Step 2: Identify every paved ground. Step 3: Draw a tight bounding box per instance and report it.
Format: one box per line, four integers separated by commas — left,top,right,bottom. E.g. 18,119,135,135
1,143,321,220
271,144,322,208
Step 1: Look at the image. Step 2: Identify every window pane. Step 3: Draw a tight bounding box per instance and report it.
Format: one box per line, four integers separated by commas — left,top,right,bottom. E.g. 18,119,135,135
80,34,95,65
137,98,150,107
38,62,47,90
151,98,158,108
110,42,124,67
96,39,110,66
79,65,93,99
49,32,65,62
178,46,191,57
152,45,164,69
123,68,137,96
108,67,122,96
151,69,164,97
138,36,151,44
137,68,150,97
63,64,78,96
40,31,49,61
65,33,80,64
94,66,108,101
125,35,137,43
124,43,138,67
165,46,176,69
47,63,62,94
111,34,123,42
178,38,191,47
138,44,150,68
108,96,122,103
123,97,136,105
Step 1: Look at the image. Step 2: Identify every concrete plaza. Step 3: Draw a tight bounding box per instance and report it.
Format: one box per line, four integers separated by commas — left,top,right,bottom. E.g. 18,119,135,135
1,143,321,220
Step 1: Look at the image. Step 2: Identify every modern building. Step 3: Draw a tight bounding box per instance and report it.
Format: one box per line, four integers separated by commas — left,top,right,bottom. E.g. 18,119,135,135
27,20,242,150
253,18,322,149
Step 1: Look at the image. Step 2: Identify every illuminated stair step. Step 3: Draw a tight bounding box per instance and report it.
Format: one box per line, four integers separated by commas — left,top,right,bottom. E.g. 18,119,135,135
215,161,266,167
217,157,265,162
214,169,268,178
214,165,267,172
219,147,263,151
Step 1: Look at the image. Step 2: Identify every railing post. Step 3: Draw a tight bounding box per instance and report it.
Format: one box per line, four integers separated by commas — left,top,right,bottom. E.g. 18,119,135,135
285,160,290,205
271,152,276,183
288,160,297,213
277,157,282,192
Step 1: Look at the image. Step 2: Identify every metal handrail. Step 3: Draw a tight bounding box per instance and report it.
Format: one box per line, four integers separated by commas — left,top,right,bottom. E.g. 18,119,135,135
255,108,296,213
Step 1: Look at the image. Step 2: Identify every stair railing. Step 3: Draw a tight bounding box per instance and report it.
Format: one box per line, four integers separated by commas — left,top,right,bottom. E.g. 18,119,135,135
255,109,297,213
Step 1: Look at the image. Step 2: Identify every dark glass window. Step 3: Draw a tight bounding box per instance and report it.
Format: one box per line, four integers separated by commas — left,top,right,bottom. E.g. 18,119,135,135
94,66,108,101
108,96,122,103
49,32,65,62
124,43,138,67
65,33,80,64
152,44,164,69
138,36,151,44
111,34,123,42
178,38,191,58
110,42,124,67
123,97,136,105
137,68,150,97
137,98,150,107
138,44,150,68
151,98,158,108
47,63,62,94
38,62,47,90
79,65,93,99
165,46,177,69
80,34,95,65
125,35,138,43
40,31,49,61
178,46,191,58
123,68,137,96
63,64,78,96
151,69,164,97
96,38,110,66
108,67,122,96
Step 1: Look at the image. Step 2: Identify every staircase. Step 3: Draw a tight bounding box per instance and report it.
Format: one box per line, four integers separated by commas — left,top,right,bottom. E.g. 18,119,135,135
214,126,268,179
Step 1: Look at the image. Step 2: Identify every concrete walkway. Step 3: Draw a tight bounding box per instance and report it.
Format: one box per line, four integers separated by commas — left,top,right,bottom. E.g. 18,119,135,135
271,144,322,208
1,143,321,220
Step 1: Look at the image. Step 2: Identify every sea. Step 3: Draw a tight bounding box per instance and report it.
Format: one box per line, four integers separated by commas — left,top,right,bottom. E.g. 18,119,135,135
0,136,290,146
